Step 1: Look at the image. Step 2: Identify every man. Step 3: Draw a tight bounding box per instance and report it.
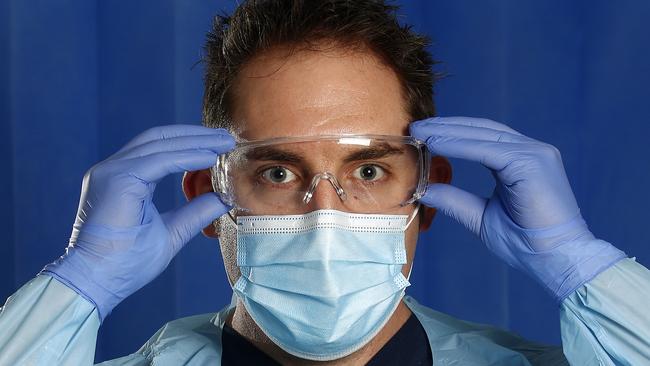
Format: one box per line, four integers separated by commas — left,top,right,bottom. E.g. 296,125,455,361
0,1,649,365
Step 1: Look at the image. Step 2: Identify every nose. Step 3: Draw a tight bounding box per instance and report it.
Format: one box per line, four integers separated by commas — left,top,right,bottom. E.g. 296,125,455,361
303,172,347,211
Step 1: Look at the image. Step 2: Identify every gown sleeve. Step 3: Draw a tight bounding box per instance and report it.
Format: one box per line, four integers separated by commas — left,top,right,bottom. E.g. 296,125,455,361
0,274,100,365
560,257,650,365
0,274,224,366
3,259,648,365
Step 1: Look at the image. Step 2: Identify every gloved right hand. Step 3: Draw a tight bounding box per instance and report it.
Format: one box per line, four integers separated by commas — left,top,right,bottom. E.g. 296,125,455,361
41,125,235,321
410,117,625,302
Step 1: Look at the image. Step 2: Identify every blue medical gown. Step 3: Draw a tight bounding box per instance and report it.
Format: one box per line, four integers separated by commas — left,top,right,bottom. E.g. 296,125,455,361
1,258,649,365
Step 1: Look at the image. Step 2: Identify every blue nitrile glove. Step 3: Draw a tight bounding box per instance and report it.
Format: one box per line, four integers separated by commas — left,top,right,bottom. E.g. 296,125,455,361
410,116,626,302
41,125,235,321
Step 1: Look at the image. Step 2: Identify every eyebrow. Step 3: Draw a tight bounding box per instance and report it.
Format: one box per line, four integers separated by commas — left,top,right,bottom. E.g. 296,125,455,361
243,142,404,163
245,146,303,163
342,143,405,163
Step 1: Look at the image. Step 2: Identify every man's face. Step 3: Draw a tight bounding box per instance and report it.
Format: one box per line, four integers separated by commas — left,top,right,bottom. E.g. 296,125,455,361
230,45,410,138
218,42,421,283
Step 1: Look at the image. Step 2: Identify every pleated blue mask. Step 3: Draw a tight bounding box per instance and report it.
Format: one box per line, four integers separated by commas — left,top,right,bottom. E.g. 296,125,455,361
232,208,416,361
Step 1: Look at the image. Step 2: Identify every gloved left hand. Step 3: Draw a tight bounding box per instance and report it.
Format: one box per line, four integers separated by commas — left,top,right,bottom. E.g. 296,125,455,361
41,125,235,321
410,116,626,302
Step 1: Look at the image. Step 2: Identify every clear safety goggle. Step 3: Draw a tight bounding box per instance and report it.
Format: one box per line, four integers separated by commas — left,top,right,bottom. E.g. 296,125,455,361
211,135,431,218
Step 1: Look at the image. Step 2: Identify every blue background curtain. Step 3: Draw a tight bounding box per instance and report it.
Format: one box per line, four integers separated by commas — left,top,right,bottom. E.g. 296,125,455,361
2,0,649,362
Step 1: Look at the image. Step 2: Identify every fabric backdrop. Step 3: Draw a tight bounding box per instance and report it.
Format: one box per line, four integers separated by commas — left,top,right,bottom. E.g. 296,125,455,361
2,0,649,362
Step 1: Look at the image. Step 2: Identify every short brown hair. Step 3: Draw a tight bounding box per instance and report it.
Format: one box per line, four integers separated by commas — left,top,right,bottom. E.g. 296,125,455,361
202,0,439,130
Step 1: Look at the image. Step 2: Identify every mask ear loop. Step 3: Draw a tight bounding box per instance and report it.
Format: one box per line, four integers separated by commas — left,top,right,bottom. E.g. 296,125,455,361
404,203,421,231
403,203,421,282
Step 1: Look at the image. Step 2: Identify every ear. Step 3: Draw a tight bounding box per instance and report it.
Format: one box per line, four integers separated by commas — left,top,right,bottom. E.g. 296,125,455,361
182,169,220,238
419,156,452,232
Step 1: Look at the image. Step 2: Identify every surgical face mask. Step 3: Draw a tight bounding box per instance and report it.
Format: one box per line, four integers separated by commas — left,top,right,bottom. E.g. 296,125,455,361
231,207,418,361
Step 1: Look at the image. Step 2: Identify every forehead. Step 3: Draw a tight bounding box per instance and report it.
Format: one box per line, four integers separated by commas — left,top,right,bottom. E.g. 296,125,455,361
230,43,410,140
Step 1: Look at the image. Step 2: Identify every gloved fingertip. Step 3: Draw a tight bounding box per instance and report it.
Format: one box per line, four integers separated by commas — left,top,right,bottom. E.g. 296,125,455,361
418,183,443,207
164,193,231,249
213,128,235,139
418,183,486,236
213,133,237,153
194,192,232,218
409,117,443,139
411,116,443,126
210,191,234,211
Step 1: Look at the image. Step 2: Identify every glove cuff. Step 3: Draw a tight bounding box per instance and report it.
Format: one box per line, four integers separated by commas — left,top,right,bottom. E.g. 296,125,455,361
517,215,627,302
39,269,110,321
40,251,121,323
550,240,627,303
483,209,627,303
39,234,140,323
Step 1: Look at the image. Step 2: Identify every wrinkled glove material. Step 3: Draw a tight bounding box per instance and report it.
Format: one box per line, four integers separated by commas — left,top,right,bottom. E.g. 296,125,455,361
410,116,626,302
41,125,235,321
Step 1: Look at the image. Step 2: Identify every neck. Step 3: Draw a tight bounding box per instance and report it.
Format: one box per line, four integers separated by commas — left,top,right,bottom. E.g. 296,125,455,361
226,299,413,365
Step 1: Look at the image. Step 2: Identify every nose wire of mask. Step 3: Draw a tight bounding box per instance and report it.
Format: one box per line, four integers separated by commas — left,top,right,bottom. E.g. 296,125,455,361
231,208,417,361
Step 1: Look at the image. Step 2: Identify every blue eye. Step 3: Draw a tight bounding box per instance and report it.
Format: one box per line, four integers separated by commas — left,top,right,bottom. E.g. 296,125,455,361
354,165,385,181
262,166,297,184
